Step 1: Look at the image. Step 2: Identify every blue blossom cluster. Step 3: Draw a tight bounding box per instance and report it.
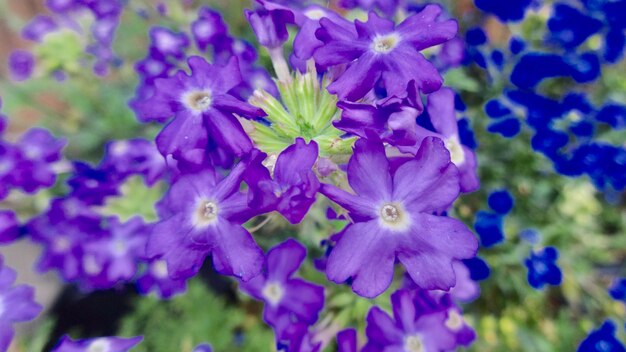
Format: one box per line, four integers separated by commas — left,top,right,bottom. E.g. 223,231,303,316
466,1,626,193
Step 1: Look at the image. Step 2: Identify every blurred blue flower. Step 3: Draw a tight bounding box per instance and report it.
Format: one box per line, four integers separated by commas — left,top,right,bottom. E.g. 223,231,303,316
577,320,625,352
474,211,505,247
525,247,562,289
488,190,515,215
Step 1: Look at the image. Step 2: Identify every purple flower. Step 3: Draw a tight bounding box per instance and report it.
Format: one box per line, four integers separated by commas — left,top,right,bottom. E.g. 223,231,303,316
0,255,43,352
67,162,121,205
334,89,423,149
192,343,213,352
320,137,477,297
15,128,66,193
363,289,458,351
239,239,324,342
27,200,99,281
337,329,357,352
314,5,457,101
0,211,20,245
51,335,143,352
149,27,190,59
448,261,480,303
290,5,353,71
8,50,35,81
80,216,148,289
409,87,479,193
46,0,78,13
192,8,228,52
246,138,320,224
21,15,58,42
134,56,265,157
0,142,21,200
147,157,264,281
245,0,295,49
134,50,174,84
339,0,404,17
100,139,166,186
136,258,187,299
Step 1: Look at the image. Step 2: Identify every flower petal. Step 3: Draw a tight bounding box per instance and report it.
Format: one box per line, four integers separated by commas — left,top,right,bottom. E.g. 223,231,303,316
209,221,263,281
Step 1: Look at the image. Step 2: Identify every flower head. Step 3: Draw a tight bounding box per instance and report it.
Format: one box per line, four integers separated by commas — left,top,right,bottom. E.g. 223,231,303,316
314,5,457,101
239,239,324,343
246,138,320,224
147,157,264,281
134,56,265,158
321,137,477,297
525,246,562,289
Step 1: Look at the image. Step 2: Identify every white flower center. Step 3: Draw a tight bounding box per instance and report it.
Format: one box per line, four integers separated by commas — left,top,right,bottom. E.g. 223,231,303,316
304,8,326,20
152,260,169,279
87,338,111,352
112,239,127,256
53,236,72,253
444,137,466,166
111,141,129,156
194,200,219,226
262,282,285,306
183,90,213,112
372,33,400,54
378,202,410,231
83,255,102,275
445,310,464,331
404,334,424,352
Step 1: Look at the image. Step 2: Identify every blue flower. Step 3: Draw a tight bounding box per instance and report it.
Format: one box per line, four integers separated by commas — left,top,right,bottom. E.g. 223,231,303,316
577,321,625,352
474,211,505,248
485,99,512,119
488,118,521,138
462,257,491,281
525,247,562,289
609,278,626,302
548,4,603,50
474,0,534,22
488,190,514,215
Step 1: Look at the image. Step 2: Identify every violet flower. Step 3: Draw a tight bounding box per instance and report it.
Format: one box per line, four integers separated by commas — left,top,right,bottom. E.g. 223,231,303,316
15,128,66,193
363,289,458,351
321,137,477,297
51,335,143,352
246,138,320,224
0,210,20,245
192,7,228,52
80,216,148,289
148,27,190,59
136,258,187,299
408,87,479,193
100,139,166,186
0,255,43,352
134,56,265,157
8,50,35,82
337,329,357,352
21,15,58,42
146,157,264,281
239,239,324,339
245,1,295,49
314,5,457,101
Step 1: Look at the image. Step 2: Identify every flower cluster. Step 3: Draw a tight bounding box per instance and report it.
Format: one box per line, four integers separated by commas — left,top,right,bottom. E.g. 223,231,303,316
0,102,66,203
12,0,127,79
1,0,625,350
